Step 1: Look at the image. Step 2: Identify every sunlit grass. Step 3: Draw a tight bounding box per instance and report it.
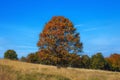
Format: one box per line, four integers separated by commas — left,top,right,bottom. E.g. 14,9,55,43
0,59,120,80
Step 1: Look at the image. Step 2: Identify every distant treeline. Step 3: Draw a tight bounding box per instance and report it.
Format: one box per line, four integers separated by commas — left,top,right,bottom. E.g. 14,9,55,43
4,49,120,72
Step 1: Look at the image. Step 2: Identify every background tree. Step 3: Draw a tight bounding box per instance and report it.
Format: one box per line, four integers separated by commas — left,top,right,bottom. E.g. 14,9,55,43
106,53,120,71
81,55,90,68
20,56,27,62
4,49,18,60
68,53,82,68
37,16,83,67
90,53,107,70
26,52,39,63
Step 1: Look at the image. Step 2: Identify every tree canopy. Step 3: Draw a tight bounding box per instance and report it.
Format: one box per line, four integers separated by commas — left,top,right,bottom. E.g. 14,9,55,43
91,53,107,70
106,53,120,71
4,49,18,60
37,16,83,67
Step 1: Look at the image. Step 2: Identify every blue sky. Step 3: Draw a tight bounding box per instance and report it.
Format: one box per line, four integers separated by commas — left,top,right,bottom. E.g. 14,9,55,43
0,0,120,58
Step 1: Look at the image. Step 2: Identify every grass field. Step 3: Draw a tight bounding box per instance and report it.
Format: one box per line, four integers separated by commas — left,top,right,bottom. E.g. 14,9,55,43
0,59,120,80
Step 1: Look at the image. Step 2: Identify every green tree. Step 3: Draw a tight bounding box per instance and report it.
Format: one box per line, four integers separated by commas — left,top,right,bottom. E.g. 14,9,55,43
81,55,90,68
37,16,83,67
4,50,18,60
90,53,107,70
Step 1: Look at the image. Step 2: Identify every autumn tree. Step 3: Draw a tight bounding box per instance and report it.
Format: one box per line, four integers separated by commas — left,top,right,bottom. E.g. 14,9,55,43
37,16,83,67
106,53,120,71
68,53,82,68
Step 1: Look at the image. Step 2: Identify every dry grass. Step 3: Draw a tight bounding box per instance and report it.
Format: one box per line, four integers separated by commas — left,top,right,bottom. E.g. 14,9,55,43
0,59,120,80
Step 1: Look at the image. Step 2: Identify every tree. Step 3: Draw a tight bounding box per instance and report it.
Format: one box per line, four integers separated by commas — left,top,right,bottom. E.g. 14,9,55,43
20,56,27,62
68,53,82,68
106,53,120,71
37,16,83,67
27,52,40,63
90,53,107,70
4,50,18,60
81,55,90,68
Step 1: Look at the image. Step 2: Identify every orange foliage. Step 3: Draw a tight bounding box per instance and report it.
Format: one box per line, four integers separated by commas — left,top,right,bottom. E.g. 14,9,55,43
37,16,83,66
106,53,120,71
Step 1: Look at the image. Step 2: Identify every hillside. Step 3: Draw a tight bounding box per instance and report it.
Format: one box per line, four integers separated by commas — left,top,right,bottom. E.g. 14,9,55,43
0,59,120,80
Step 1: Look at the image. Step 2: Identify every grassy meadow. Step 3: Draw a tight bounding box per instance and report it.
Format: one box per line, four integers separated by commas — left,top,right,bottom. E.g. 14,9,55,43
0,59,120,80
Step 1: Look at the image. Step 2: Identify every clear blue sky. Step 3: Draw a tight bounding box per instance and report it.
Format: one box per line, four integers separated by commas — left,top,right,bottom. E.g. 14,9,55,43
0,0,120,58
